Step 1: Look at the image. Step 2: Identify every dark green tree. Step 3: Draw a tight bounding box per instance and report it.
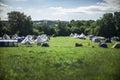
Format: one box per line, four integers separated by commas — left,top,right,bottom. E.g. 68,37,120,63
114,12,120,38
57,21,70,36
7,11,33,36
0,19,10,36
99,13,116,38
0,18,2,36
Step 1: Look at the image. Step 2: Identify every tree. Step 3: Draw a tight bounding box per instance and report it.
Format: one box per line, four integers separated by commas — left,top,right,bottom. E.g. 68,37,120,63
99,13,116,38
7,11,33,36
114,12,120,38
0,19,10,36
57,21,70,36
0,18,2,36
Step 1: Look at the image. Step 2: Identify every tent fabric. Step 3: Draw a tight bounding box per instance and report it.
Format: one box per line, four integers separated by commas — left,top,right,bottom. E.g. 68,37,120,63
92,37,105,42
88,35,94,40
70,33,74,37
99,42,107,48
21,35,34,44
73,33,78,38
37,34,49,44
71,33,86,39
41,43,49,47
17,37,25,42
112,42,120,48
12,34,18,40
0,40,18,47
105,39,112,43
3,34,10,40
79,33,85,38
92,37,101,42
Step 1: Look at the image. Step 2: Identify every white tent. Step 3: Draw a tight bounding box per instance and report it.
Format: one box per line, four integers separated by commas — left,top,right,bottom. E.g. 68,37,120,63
79,33,86,39
21,35,34,44
88,35,94,40
3,34,10,40
12,34,18,40
92,37,105,42
112,42,120,48
36,34,49,44
70,33,74,37
73,33,78,38
92,37,101,42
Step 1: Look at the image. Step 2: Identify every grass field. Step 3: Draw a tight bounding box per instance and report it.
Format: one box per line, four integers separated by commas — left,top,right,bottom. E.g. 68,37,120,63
0,37,120,80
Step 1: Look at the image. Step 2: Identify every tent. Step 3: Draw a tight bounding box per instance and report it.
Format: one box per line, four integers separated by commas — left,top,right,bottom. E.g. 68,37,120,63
92,37,105,42
73,33,78,38
112,42,120,48
99,42,107,48
36,34,49,45
17,36,25,42
3,34,10,40
79,33,86,39
92,37,101,42
111,37,119,41
0,40,18,47
41,43,49,47
88,35,94,40
21,35,34,44
12,34,18,40
105,38,112,43
70,33,74,37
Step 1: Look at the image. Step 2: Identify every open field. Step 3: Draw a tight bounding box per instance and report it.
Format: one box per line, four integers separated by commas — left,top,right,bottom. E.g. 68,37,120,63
0,37,120,80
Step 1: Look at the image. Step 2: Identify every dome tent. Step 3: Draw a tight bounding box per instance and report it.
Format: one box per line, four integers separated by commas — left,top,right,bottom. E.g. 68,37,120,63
12,34,18,40
79,33,86,39
92,37,105,42
36,34,49,45
3,34,10,40
21,35,34,44
112,42,120,48
99,42,107,48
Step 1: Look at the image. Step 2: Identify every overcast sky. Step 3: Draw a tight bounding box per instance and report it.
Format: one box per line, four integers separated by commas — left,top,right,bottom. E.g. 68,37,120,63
0,0,120,21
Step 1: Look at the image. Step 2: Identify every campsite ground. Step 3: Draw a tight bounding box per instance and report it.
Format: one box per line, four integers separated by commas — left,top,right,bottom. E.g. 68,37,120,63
0,37,120,80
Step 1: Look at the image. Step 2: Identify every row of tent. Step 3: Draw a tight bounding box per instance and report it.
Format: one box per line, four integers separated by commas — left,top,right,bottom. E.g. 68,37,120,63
0,34,120,48
70,33,104,42
1,34,50,45
70,33,86,39
70,33,119,43
70,33,120,48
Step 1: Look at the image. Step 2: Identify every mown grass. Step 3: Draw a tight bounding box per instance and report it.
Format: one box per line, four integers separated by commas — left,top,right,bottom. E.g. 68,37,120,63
0,37,120,80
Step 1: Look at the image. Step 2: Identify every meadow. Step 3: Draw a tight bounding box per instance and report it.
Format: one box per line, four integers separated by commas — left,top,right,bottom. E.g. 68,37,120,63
0,37,120,80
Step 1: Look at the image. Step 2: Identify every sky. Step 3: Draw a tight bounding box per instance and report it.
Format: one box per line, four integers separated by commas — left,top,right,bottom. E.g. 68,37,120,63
0,0,120,21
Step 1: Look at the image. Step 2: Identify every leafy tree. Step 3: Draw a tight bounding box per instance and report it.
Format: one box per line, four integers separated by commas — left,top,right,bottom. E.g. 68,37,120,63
114,12,120,38
99,13,116,38
0,19,10,36
57,21,70,36
0,18,2,36
7,11,33,36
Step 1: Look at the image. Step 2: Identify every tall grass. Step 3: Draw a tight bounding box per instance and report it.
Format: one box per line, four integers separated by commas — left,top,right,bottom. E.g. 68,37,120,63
0,37,120,80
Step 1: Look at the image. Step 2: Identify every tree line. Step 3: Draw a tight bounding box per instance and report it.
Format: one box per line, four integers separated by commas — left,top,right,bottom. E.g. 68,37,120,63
0,11,120,38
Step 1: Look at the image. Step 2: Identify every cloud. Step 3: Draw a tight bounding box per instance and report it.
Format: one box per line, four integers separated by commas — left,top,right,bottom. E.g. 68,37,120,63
49,0,120,16
0,2,8,10
0,2,14,19
1,0,120,20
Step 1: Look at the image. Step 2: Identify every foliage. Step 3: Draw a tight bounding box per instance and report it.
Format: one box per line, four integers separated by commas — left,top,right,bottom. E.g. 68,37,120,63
7,11,33,36
99,13,116,38
0,11,120,38
114,12,120,38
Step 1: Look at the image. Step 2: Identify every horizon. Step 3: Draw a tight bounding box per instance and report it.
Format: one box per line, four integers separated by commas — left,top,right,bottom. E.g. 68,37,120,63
0,0,120,21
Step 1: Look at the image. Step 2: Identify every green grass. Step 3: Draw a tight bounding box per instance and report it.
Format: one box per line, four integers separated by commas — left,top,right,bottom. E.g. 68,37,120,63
0,37,120,80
